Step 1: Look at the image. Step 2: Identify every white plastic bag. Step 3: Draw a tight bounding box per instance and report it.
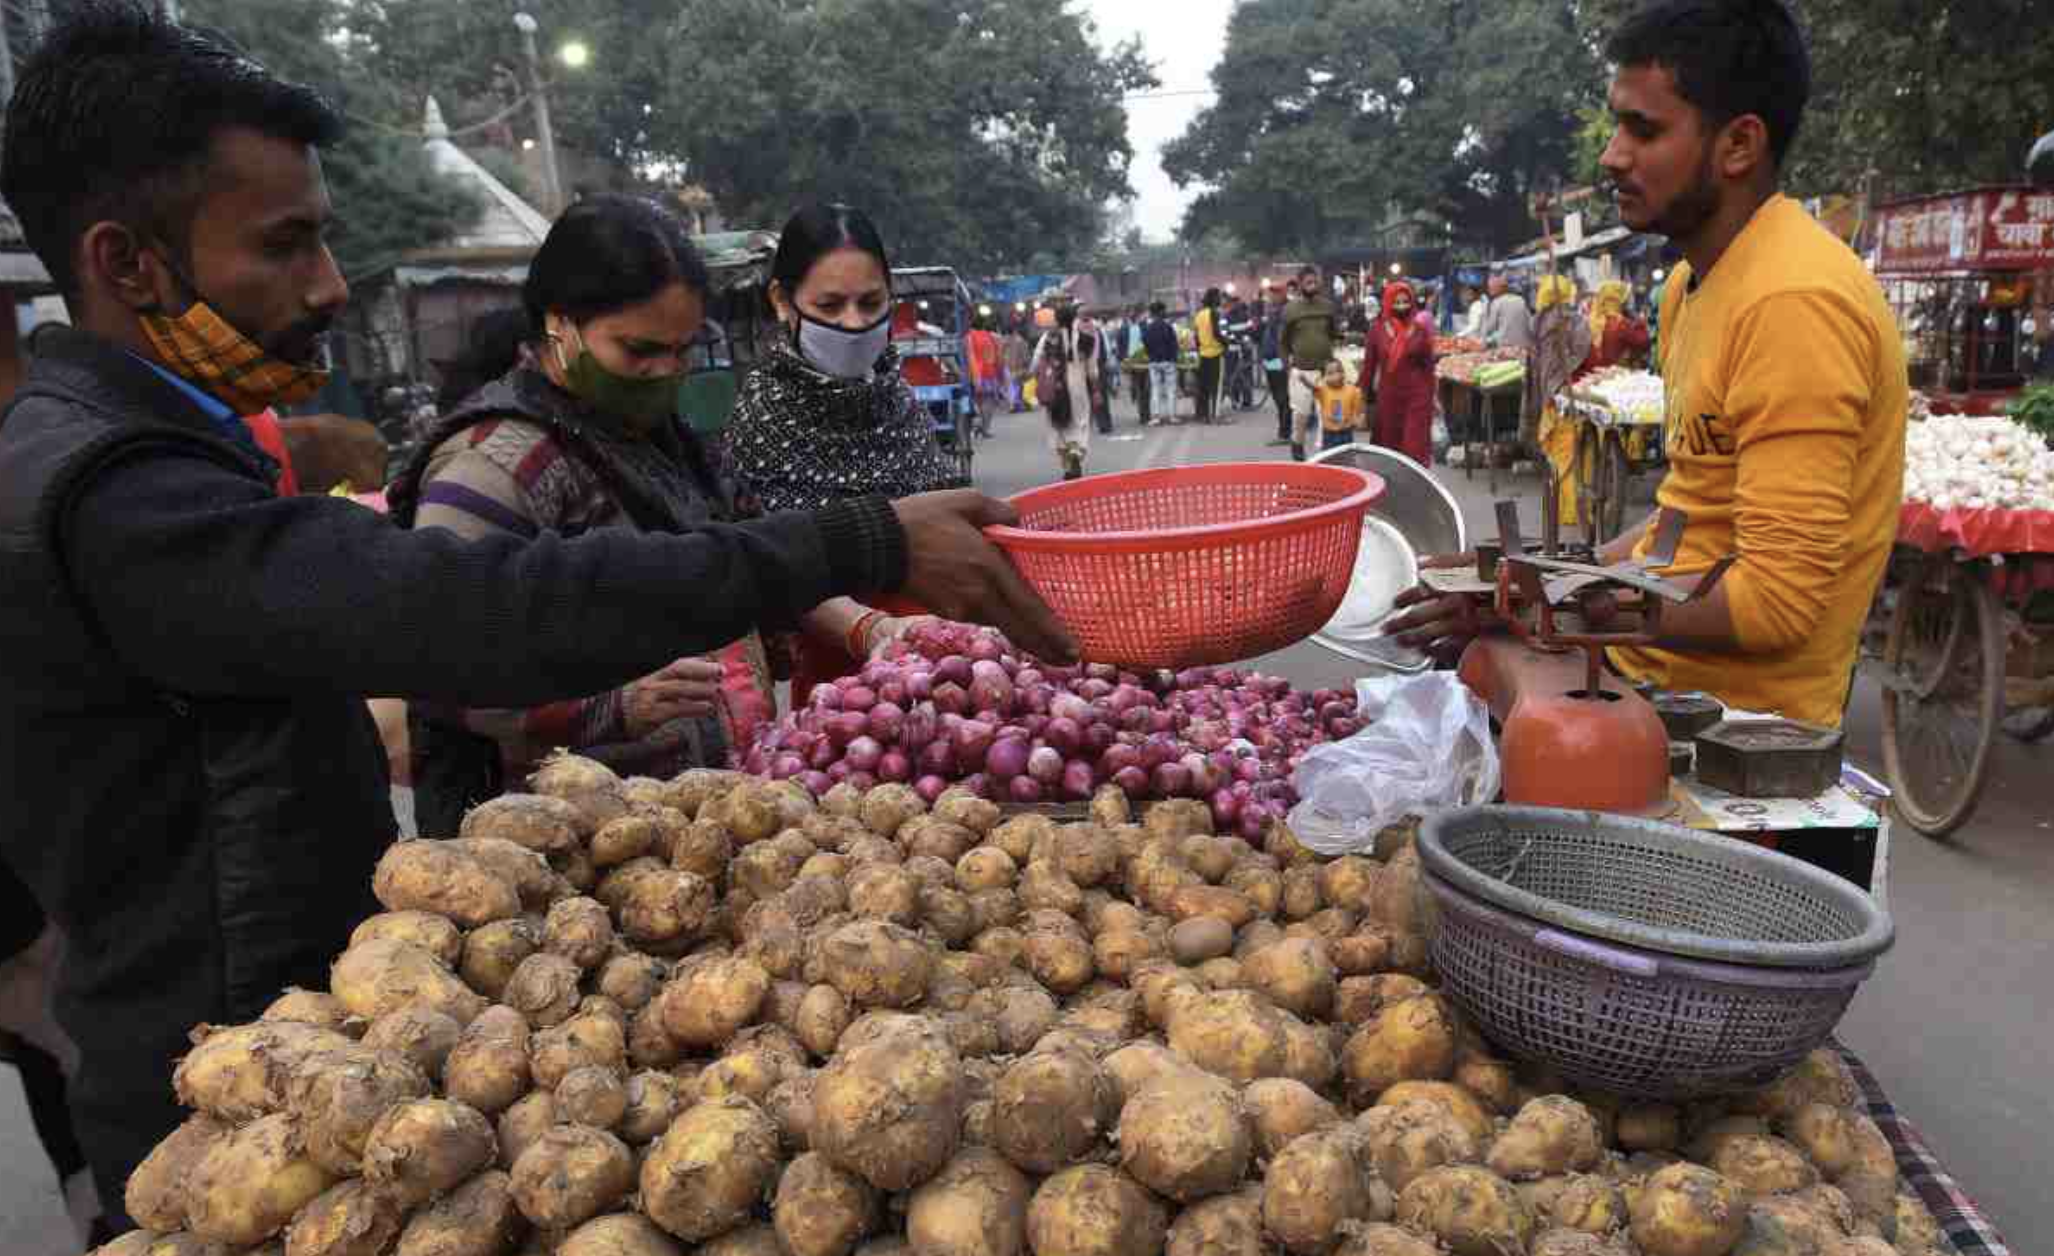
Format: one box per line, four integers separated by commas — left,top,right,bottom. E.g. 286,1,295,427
1287,672,1499,855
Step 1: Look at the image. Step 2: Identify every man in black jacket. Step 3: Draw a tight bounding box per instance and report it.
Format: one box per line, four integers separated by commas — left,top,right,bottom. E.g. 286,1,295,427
0,2,1075,1226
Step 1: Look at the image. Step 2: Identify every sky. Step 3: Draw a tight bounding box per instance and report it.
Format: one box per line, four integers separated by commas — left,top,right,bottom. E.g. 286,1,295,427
1083,0,1236,243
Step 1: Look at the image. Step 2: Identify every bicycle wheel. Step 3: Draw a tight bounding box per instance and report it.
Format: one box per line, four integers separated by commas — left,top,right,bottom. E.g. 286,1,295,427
1597,432,1631,542
1881,556,2004,838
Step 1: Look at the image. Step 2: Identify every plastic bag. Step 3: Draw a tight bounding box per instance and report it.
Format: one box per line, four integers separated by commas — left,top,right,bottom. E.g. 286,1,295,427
1287,672,1499,855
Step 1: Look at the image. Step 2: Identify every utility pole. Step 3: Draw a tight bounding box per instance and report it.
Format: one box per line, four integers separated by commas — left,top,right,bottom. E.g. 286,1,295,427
512,13,562,216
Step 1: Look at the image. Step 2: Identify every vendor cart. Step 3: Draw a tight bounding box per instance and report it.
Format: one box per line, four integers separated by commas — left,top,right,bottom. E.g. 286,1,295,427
1864,502,2054,836
1556,393,1667,546
890,266,978,486
1873,187,2054,414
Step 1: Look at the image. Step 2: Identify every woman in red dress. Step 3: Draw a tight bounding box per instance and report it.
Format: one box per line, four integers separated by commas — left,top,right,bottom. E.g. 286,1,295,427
1358,280,1437,465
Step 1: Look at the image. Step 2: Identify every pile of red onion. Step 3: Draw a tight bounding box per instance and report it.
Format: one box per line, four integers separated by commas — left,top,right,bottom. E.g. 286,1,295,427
740,622,1362,841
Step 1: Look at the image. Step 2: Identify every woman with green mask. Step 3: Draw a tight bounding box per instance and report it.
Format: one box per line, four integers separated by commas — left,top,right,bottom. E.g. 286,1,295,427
389,194,776,836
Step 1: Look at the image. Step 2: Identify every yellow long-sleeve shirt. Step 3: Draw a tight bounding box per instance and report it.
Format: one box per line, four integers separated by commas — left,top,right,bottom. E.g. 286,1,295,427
1195,307,1225,359
1609,195,1907,727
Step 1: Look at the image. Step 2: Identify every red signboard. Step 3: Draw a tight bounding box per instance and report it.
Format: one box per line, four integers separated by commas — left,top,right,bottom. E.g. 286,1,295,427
1876,187,2054,273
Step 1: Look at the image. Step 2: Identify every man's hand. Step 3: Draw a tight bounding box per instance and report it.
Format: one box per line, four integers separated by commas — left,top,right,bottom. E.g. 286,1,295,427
1382,550,1489,666
866,614,942,659
623,657,724,737
892,490,1080,664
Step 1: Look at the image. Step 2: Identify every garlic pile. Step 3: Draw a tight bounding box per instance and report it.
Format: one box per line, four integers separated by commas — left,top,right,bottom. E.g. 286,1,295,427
1903,413,2054,512
1573,368,1665,425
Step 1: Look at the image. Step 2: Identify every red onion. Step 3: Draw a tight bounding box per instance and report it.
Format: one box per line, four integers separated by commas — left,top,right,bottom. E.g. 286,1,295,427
822,711,865,749
841,685,877,713
1152,761,1192,797
867,701,905,744
915,774,950,805
1209,788,1242,829
809,684,842,710
743,747,769,775
1049,692,1092,724
985,736,1030,781
1099,744,1140,777
1119,707,1154,734
961,772,994,801
1061,759,1097,800
1329,717,1363,739
878,750,912,783
844,735,884,773
1140,734,1181,770
771,753,805,780
968,635,1006,663
826,760,852,785
916,740,954,776
1175,667,1213,690
846,770,876,792
1181,752,1218,796
1083,722,1116,756
1042,664,1080,683
1113,765,1149,796
878,679,908,707
1044,717,1082,757
1086,663,1118,682
1239,803,1269,841
1021,684,1053,716
931,682,970,717
1016,667,1045,689
1079,678,1114,701
1149,709,1177,734
1008,776,1044,804
905,670,934,702
808,738,837,771
951,719,995,771
800,771,832,797
1027,745,1064,786
934,656,974,688
969,661,1013,713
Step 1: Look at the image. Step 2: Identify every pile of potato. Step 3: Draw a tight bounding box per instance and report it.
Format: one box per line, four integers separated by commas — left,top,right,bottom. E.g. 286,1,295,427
101,754,1948,1256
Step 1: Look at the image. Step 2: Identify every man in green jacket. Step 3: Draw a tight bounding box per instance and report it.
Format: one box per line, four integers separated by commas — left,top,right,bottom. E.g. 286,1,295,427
1281,265,1340,461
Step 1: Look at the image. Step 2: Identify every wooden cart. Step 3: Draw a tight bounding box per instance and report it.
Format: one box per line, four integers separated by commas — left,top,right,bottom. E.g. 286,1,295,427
1864,502,2054,837
1557,395,1667,548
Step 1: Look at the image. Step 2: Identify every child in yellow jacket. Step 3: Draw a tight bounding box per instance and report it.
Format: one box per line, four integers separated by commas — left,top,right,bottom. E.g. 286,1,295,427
1313,360,1366,452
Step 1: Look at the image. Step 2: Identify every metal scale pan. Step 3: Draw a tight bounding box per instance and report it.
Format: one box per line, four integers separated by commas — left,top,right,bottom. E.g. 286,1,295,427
1307,444,1468,672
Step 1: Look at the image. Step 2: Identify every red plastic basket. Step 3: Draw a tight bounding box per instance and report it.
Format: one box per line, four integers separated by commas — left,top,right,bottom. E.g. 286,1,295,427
984,463,1384,667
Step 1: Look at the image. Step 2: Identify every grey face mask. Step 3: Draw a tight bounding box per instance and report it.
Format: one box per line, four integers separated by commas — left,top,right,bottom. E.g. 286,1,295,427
794,309,891,379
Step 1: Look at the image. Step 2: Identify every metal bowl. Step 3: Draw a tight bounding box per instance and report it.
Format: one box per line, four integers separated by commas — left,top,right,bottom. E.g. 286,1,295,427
1309,445,1466,671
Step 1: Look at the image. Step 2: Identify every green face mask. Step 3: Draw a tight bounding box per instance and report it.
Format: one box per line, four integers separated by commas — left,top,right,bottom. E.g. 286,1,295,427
553,324,680,432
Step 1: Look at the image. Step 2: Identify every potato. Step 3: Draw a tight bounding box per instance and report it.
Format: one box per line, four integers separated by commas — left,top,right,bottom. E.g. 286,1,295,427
529,751,627,828
1026,1164,1170,1256
1774,1102,1857,1178
1263,1127,1383,1253
331,938,488,1027
374,841,522,927
1117,1070,1250,1202
1357,1100,1480,1193
362,1007,463,1082
667,816,734,880
1367,846,1422,934
1628,1163,1748,1256
541,897,614,970
284,1178,405,1256
496,1091,558,1170
955,847,1019,894
906,1145,1033,1256
460,919,544,1000
508,1124,635,1229
1835,1114,1900,1227
904,819,980,866
1451,1054,1520,1116
988,1048,1116,1173
345,907,465,967
813,1017,964,1191
1546,1175,1626,1234
555,1065,629,1129
1394,1165,1535,1256
127,1113,228,1232
1332,1222,1445,1256
1145,799,1213,842
858,782,926,837
1242,938,1337,1020
1615,1102,1683,1153
288,1046,435,1174
1684,1114,1772,1165
1328,932,1391,977
362,1098,497,1208
444,837,562,913
186,1112,338,1246
1529,1231,1632,1256
1342,995,1458,1104
1710,1134,1818,1196
655,954,770,1049
1333,974,1430,1026
1488,1096,1605,1180
1378,1080,1495,1147
815,919,932,1009
639,1096,784,1241
502,952,584,1028
772,1151,882,1256
443,1029,533,1116
765,1071,818,1152
1240,1077,1339,1160
618,869,718,948
398,1182,530,1256
930,790,999,833
1167,884,1259,929
1021,929,1096,994
1166,989,1295,1083
559,1214,685,1256
1319,857,1382,913
1164,1185,1268,1256
666,767,747,816
1166,916,1234,965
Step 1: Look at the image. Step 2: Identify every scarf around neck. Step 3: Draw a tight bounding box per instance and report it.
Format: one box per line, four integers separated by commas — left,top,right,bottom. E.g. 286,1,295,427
724,337,956,513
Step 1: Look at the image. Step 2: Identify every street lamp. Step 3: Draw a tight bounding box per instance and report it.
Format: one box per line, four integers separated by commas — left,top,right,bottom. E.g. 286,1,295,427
513,12,565,215
559,40,591,70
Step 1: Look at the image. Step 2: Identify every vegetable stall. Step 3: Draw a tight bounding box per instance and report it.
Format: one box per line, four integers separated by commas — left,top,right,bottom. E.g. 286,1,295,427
1555,367,1668,546
1435,348,1527,490
1864,405,2054,837
93,465,2015,1256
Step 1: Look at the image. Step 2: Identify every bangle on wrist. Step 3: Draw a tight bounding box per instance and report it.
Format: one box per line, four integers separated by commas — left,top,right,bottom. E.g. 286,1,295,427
846,611,885,658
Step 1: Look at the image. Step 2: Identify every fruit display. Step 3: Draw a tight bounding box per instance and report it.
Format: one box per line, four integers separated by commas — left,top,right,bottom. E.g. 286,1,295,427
98,757,1948,1256
1436,348,1524,386
1567,369,1665,426
1434,336,1485,357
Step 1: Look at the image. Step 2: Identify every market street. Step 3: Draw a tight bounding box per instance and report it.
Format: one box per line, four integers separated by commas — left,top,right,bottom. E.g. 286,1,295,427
1,395,2046,1252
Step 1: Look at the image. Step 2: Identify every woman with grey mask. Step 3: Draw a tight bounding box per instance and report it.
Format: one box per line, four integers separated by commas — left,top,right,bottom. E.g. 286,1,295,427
725,203,956,698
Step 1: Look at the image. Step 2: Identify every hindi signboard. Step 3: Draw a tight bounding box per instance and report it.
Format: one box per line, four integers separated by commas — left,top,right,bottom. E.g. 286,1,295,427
1876,187,2054,273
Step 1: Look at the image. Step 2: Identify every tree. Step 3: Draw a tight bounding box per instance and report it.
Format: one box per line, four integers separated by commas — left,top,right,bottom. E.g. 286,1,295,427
182,0,482,280
1164,0,1595,255
636,0,1157,272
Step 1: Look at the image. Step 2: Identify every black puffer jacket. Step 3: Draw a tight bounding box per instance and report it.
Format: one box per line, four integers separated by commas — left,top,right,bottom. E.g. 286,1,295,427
0,328,908,1219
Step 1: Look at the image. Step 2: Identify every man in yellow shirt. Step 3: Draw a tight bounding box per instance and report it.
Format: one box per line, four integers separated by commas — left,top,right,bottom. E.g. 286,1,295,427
1194,287,1226,424
1389,0,1906,729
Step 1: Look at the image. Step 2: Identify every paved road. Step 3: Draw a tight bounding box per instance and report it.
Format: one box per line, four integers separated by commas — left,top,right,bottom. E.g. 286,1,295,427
977,390,2050,1244
4,391,2043,1250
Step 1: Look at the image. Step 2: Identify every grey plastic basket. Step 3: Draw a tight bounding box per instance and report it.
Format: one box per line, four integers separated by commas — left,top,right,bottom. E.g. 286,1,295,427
1416,806,1894,1100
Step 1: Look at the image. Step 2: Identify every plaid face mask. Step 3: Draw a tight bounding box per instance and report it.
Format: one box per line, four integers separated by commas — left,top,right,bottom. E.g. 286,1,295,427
140,295,330,416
